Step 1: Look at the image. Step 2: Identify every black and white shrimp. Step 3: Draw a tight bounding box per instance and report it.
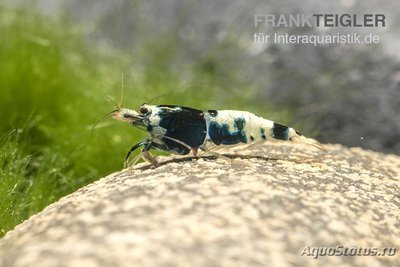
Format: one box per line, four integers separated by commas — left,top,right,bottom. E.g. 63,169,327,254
111,103,325,166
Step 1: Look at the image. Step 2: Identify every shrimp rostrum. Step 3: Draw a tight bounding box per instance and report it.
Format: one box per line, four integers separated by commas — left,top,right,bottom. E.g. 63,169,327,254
112,104,325,166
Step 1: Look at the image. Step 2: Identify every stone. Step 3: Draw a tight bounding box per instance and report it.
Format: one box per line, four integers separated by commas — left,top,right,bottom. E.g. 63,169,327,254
0,143,399,267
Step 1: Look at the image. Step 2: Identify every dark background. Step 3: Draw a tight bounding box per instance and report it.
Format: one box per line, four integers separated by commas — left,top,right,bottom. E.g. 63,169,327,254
40,0,400,154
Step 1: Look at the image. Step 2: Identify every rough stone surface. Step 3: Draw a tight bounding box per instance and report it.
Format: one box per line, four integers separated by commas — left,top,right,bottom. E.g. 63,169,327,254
0,143,399,267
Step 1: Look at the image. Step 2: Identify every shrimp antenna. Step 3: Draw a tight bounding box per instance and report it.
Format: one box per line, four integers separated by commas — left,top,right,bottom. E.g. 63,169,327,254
102,91,120,110
148,91,172,104
90,109,119,130
120,72,124,108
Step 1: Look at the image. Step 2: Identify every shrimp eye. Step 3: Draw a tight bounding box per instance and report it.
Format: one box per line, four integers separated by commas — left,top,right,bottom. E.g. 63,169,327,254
139,107,149,114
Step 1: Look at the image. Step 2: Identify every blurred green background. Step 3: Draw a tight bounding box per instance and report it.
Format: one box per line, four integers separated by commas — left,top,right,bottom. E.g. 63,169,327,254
0,0,399,237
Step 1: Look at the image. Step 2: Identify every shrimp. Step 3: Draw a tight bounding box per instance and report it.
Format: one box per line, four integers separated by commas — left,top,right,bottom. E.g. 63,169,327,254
112,103,325,166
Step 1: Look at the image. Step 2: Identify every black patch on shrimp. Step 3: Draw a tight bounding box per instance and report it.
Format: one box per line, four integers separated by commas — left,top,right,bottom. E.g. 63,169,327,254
208,117,247,145
261,128,266,140
272,122,289,140
156,106,207,154
208,110,218,117
295,130,302,136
